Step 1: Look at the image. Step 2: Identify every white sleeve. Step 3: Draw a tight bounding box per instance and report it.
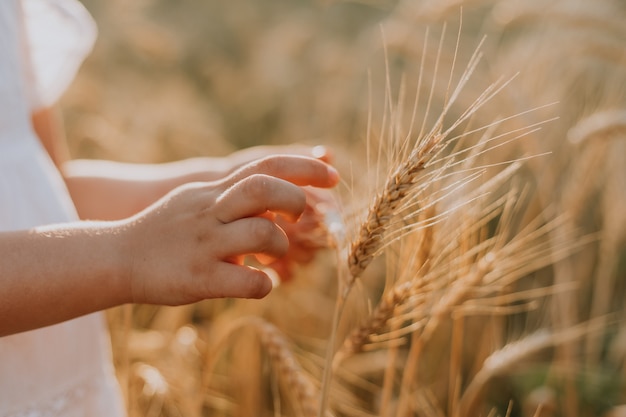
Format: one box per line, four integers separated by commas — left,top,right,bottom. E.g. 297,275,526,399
22,0,97,109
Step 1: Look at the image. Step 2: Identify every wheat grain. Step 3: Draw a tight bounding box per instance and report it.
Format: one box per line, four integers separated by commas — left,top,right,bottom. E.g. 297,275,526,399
345,25,517,289
254,318,322,417
201,316,321,417
333,280,417,369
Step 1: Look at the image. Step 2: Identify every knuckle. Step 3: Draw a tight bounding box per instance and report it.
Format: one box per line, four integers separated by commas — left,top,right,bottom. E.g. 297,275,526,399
243,174,272,200
250,218,276,243
295,189,307,212
255,155,285,174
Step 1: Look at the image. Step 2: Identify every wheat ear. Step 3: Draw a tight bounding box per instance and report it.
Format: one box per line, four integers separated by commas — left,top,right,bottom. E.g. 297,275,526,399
253,318,322,417
319,21,519,415
458,319,608,416
333,280,418,370
344,29,513,292
201,317,320,417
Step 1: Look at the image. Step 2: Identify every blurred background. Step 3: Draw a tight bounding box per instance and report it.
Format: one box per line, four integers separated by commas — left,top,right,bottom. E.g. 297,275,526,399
62,0,399,162
59,0,626,416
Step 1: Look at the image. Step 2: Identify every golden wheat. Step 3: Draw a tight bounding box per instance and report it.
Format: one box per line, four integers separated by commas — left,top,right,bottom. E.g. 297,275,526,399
459,318,608,417
68,1,626,416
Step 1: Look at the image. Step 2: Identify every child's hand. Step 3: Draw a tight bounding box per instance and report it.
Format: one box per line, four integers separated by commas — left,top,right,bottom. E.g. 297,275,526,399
117,155,339,305
226,145,337,282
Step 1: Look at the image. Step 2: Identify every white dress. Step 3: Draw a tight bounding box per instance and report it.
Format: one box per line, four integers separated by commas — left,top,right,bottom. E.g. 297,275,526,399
0,0,125,416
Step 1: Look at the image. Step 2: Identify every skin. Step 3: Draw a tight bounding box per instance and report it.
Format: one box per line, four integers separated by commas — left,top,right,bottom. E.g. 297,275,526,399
0,107,338,336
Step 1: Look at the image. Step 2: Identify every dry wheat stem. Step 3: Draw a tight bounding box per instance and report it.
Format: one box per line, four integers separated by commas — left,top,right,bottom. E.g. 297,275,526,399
449,314,464,417
337,229,478,363
200,317,320,417
200,317,253,406
455,282,577,312
381,216,434,415
421,252,496,345
405,388,446,417
332,280,419,369
452,301,539,318
255,319,322,417
337,209,584,364
303,347,381,397
567,108,626,145
334,248,494,370
396,328,426,417
458,318,609,416
324,20,540,417
380,319,402,417
369,317,429,346
350,249,492,415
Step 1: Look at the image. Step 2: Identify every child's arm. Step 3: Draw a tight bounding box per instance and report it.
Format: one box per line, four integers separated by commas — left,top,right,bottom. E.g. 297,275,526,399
32,106,333,221
0,155,339,337
32,106,338,281
60,144,331,221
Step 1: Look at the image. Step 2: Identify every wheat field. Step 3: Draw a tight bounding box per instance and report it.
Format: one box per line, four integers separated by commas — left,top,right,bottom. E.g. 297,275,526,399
61,0,626,416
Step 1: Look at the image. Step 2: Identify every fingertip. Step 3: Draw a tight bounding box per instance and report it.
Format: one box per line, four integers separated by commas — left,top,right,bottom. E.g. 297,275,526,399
326,165,340,186
211,263,274,299
312,145,333,162
249,270,273,298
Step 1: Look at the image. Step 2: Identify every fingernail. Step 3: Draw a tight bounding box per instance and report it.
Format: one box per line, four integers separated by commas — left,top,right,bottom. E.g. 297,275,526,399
312,145,327,159
327,166,340,184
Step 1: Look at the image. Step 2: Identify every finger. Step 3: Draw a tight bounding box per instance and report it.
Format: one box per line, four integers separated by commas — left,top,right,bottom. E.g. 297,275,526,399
216,174,306,223
225,155,339,189
205,262,273,299
303,186,339,209
231,144,333,166
312,145,333,163
214,217,289,261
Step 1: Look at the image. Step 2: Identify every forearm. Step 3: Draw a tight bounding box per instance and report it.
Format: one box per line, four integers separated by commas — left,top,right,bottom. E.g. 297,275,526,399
32,107,70,167
0,222,130,336
29,107,229,220
60,146,330,221
62,158,229,220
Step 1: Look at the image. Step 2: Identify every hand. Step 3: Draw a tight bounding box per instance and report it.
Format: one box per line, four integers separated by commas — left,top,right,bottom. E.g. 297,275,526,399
226,145,337,282
117,155,339,305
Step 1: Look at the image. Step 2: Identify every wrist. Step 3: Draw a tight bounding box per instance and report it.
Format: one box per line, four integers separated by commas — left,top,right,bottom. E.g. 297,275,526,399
100,220,135,305
165,157,231,184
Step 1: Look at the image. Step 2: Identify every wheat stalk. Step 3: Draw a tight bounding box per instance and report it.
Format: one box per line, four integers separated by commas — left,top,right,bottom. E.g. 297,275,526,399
334,178,520,366
458,318,608,417
333,280,420,370
254,318,322,417
201,316,321,417
344,25,518,291
567,109,626,146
